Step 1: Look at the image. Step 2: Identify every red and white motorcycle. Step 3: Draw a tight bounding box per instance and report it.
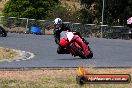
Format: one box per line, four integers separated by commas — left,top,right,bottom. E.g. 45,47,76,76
59,31,93,59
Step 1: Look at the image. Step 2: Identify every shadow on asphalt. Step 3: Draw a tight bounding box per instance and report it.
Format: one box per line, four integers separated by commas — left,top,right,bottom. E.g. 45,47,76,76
56,57,95,60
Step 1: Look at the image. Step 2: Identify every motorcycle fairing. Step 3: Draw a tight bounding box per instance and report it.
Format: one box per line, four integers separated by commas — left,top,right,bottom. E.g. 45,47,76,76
66,32,74,42
60,31,74,42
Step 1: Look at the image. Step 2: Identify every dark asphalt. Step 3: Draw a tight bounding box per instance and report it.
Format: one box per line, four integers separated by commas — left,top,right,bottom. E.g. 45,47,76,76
0,33,132,68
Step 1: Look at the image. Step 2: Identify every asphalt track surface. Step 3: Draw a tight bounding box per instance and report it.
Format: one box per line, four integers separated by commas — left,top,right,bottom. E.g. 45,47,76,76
0,33,132,68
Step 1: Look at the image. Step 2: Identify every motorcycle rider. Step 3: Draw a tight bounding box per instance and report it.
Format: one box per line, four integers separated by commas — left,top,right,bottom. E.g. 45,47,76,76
127,17,132,34
53,18,89,54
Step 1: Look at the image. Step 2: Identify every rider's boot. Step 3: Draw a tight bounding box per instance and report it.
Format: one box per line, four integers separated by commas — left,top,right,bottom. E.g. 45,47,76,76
57,46,70,54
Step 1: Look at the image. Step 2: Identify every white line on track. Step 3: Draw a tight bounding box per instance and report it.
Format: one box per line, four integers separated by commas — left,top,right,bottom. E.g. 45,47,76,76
0,47,35,62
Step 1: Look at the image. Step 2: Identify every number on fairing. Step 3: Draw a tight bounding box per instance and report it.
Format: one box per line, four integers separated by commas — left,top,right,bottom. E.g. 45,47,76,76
67,32,74,41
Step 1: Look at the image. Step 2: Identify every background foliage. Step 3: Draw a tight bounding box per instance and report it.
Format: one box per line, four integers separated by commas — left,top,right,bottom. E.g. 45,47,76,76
80,0,132,25
2,0,132,25
3,0,59,20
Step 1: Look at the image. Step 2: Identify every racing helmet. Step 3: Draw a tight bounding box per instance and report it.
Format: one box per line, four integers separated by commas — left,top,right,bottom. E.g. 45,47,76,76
54,18,63,29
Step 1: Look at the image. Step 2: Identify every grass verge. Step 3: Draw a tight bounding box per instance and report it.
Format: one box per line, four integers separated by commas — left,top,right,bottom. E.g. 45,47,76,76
0,68,131,88
0,47,18,61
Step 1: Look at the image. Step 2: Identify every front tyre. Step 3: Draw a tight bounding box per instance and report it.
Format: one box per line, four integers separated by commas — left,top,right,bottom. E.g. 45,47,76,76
1,30,7,37
0,26,7,37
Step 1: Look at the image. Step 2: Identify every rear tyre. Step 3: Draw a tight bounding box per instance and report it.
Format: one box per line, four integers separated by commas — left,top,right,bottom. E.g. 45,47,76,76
87,52,93,59
70,44,87,59
78,48,87,59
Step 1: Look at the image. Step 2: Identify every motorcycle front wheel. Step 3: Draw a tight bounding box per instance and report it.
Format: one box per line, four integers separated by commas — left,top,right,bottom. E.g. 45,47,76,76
0,26,7,37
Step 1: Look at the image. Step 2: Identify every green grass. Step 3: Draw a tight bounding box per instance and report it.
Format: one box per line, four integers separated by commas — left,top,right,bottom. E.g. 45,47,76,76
0,69,131,88
0,78,131,88
0,79,43,88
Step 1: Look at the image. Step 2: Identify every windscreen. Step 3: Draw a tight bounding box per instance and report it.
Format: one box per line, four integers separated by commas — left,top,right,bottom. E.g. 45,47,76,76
60,31,67,38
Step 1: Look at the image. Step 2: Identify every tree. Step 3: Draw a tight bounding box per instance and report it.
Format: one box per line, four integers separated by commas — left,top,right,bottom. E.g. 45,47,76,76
80,0,132,25
79,0,101,24
50,5,81,23
3,0,59,20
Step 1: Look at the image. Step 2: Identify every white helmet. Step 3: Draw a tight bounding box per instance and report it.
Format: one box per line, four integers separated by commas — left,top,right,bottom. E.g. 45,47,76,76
54,18,62,25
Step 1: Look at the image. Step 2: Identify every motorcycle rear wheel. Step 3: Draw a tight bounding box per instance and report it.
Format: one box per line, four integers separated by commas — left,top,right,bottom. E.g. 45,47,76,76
70,44,87,59
87,52,93,59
